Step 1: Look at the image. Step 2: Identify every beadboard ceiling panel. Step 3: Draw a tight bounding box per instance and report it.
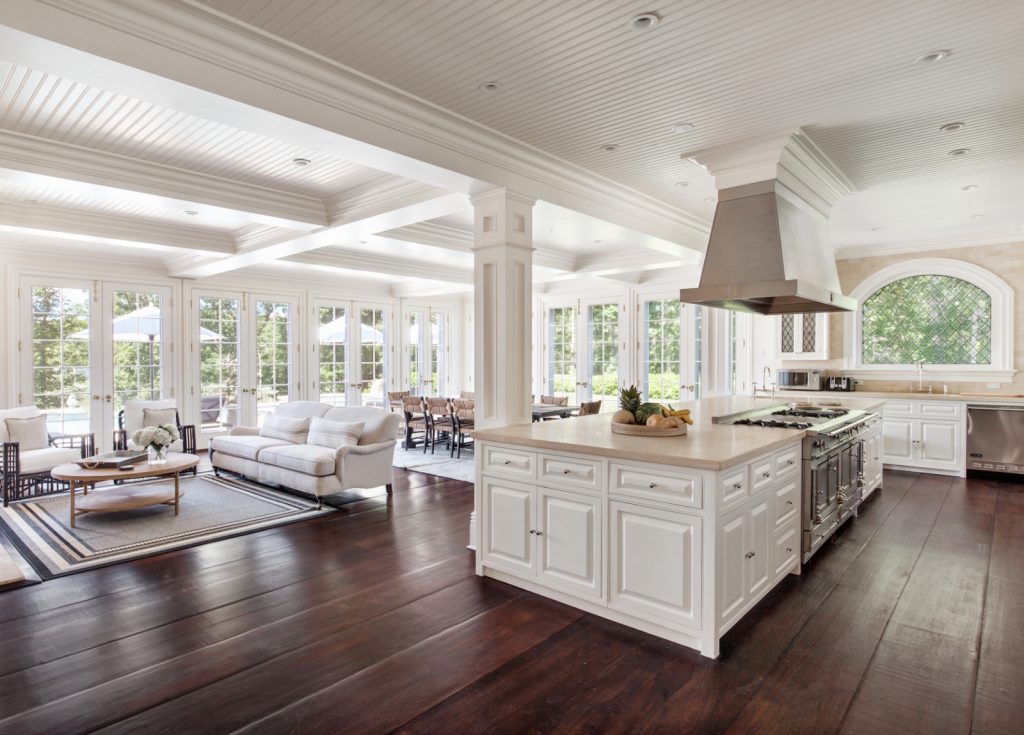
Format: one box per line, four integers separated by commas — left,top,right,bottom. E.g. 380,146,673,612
200,0,1024,246
0,62,375,199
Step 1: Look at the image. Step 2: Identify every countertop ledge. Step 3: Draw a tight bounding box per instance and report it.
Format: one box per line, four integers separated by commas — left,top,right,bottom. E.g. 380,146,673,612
473,395,885,471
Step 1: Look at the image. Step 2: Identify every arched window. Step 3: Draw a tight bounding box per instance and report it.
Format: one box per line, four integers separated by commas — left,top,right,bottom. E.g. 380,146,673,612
844,259,1014,382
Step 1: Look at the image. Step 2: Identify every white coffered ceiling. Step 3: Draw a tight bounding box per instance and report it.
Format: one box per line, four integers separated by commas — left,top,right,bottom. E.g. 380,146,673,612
0,0,1022,292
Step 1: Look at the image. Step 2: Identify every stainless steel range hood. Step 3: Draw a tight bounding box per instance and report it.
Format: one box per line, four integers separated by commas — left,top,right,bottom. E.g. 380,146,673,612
679,132,856,315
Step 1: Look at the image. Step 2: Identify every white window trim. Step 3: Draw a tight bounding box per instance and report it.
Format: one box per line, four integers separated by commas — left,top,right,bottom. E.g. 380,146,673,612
843,258,1015,382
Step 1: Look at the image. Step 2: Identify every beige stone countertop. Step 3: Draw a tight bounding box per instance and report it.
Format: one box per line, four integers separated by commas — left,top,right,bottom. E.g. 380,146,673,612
472,395,884,471
775,390,1024,405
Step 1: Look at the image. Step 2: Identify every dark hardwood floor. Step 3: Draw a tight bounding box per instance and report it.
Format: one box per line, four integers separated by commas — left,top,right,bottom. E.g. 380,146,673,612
0,468,1021,734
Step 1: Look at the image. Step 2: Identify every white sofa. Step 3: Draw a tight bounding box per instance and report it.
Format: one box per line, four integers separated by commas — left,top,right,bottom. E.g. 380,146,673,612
209,401,399,506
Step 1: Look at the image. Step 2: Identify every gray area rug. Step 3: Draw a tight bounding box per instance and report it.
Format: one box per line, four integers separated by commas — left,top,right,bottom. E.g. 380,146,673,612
0,474,331,578
392,444,475,483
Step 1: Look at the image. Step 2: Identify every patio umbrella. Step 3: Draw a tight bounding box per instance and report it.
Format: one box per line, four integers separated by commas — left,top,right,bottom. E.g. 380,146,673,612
71,306,223,398
318,316,385,344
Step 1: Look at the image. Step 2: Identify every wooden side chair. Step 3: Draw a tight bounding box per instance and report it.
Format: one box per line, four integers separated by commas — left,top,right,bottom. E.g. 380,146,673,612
401,395,429,451
449,399,475,459
424,397,453,455
578,400,602,416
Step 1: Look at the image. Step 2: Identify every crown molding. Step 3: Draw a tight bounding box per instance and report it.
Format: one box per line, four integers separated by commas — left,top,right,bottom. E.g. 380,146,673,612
0,200,235,253
326,179,448,224
286,248,472,285
834,232,1024,260
1,0,709,251
0,130,326,230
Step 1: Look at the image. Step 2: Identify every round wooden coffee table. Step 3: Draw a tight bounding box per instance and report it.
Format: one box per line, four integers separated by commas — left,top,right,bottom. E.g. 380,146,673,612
51,453,200,528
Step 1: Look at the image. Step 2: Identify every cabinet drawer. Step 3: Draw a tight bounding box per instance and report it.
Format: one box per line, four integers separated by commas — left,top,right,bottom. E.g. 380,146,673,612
720,467,748,508
538,453,603,493
775,446,800,477
919,401,962,419
774,476,800,528
609,463,702,509
883,401,915,417
751,456,774,493
481,445,535,480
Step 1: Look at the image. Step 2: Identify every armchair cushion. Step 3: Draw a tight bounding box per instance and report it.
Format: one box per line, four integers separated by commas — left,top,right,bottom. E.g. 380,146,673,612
308,418,363,450
123,399,177,433
259,415,311,444
17,447,83,474
0,406,42,443
142,407,178,429
259,444,336,477
5,416,50,451
211,435,292,461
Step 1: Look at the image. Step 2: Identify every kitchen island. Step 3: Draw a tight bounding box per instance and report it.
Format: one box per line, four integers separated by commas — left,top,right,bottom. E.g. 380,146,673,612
472,395,884,658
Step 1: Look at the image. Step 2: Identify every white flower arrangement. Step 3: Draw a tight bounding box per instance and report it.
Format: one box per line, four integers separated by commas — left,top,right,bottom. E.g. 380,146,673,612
132,422,180,451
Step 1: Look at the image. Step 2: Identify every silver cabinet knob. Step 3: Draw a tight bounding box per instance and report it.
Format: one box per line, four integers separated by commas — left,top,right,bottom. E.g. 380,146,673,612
535,530,543,536
762,472,771,479
528,529,535,535
562,468,571,474
786,499,794,505
504,459,511,465
648,482,657,489
733,482,742,489
785,546,793,553
786,459,795,465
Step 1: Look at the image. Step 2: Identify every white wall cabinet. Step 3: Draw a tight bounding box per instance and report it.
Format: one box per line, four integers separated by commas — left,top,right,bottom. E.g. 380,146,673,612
778,313,829,361
477,442,802,659
881,400,964,476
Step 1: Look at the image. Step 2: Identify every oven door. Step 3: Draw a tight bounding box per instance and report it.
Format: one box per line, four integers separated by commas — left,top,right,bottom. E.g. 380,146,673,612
810,456,835,524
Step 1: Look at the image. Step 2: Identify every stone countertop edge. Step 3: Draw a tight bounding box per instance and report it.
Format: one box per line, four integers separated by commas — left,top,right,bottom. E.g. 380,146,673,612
775,389,1024,404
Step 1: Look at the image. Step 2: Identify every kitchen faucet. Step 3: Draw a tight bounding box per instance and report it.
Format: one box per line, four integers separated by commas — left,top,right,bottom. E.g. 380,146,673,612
753,367,775,399
917,361,924,391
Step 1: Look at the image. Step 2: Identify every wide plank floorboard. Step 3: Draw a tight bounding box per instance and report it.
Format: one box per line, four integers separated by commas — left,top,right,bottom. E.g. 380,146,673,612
0,468,1021,734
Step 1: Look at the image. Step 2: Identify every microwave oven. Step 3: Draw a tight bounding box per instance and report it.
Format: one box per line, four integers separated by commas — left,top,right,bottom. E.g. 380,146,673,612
776,369,822,391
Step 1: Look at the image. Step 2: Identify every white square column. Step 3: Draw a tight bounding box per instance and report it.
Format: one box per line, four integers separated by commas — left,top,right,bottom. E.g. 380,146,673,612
471,189,536,431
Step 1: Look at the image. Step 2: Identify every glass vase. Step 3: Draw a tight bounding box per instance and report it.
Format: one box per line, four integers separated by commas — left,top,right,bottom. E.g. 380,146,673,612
148,445,168,465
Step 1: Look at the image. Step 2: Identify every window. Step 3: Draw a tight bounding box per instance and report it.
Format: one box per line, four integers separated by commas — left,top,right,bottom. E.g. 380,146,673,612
861,276,991,365
845,259,1014,382
642,299,680,401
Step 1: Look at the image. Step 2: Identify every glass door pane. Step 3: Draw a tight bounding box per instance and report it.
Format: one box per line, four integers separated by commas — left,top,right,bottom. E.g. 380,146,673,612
255,300,293,426
430,310,447,395
585,303,619,411
643,299,681,402
405,310,425,394
318,303,348,406
693,305,705,400
111,291,165,412
546,305,577,399
30,285,92,435
198,296,240,432
358,306,387,407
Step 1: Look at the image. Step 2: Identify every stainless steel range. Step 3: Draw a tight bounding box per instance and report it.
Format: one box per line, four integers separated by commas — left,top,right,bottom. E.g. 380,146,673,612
716,404,881,563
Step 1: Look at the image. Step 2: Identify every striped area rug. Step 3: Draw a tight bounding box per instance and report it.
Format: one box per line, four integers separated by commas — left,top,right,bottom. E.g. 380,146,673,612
0,474,333,579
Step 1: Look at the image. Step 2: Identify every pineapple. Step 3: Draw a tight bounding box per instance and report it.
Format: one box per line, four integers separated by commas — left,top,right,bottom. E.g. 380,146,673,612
619,384,642,414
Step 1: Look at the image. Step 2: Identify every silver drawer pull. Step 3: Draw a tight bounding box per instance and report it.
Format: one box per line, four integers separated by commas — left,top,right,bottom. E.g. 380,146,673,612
786,459,795,465
786,499,794,505
504,459,512,465
535,530,543,536
732,482,742,489
785,546,793,553
562,468,571,474
762,472,771,479
648,482,657,489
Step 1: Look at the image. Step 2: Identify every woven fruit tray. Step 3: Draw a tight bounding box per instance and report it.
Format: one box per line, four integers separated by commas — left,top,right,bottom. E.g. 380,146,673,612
610,421,687,437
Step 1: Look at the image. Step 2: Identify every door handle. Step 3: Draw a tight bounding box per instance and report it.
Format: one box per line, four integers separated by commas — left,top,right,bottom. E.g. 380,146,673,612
105,394,112,403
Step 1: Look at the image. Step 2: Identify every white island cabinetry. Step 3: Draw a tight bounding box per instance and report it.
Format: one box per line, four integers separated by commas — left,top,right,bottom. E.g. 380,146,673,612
476,430,803,658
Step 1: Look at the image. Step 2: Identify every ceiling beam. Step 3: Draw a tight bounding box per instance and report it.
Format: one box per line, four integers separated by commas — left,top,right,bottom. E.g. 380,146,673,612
286,249,473,285
170,191,468,279
0,130,327,231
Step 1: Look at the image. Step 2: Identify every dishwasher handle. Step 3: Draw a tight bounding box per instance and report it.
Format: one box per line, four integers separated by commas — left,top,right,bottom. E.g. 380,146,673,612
967,405,1024,412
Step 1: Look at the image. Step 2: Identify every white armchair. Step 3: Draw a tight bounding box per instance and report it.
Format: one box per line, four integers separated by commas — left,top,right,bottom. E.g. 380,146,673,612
1,406,94,506
113,399,197,475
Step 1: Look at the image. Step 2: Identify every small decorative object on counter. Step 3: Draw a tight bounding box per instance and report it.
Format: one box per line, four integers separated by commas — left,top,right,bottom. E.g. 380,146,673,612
611,385,691,436
131,423,180,465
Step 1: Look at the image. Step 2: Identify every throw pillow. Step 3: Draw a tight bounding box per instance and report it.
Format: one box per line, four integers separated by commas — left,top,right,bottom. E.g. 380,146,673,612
260,414,312,444
307,417,363,449
5,416,50,451
142,407,178,429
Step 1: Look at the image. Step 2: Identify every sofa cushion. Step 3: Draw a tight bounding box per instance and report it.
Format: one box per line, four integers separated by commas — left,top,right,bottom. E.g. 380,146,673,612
142,407,178,429
211,435,292,461
0,406,41,443
259,415,311,444
308,417,363,450
272,401,332,420
258,444,336,477
322,406,396,445
5,416,50,451
17,447,82,474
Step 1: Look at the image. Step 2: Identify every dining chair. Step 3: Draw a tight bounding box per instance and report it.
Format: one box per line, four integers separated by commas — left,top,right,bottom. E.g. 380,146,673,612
401,395,429,451
424,397,453,455
449,399,475,459
578,400,602,416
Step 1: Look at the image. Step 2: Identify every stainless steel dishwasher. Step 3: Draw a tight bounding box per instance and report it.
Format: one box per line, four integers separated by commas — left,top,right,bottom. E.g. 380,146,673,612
966,405,1024,474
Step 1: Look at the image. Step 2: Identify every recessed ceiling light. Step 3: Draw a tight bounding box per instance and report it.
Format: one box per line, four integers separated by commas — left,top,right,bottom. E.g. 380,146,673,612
593,239,603,244
359,240,368,244
600,143,620,152
970,214,984,220
292,157,312,167
671,122,695,133
939,121,966,132
961,184,980,191
479,81,503,93
674,181,689,188
629,12,661,31
184,210,199,216
914,49,952,65
948,148,971,157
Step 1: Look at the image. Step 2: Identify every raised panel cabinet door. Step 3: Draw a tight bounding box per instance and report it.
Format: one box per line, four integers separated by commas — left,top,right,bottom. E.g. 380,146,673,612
918,419,962,470
537,487,602,598
773,525,800,583
718,509,747,630
481,477,536,577
881,417,915,464
609,501,701,629
746,497,772,599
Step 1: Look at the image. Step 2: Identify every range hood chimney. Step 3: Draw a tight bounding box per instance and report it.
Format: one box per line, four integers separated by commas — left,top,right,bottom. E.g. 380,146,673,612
679,131,856,315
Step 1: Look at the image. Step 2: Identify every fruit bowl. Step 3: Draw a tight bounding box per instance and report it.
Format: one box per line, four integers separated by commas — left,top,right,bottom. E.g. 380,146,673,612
610,421,687,437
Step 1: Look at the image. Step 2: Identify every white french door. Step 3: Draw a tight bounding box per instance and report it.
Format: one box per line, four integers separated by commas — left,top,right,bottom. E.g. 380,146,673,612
19,277,173,449
311,299,392,407
543,299,624,410
639,296,705,403
193,290,297,436
403,307,449,396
